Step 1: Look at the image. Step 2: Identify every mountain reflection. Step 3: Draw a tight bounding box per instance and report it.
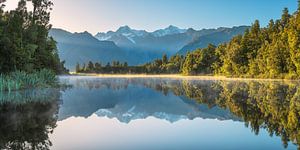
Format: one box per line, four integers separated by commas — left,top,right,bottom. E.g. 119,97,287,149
0,89,61,150
59,78,239,123
60,77,300,149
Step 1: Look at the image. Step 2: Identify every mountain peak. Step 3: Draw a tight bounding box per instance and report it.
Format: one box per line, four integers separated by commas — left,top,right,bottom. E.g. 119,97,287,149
74,31,93,37
186,28,196,34
166,25,179,30
117,25,132,33
152,25,186,37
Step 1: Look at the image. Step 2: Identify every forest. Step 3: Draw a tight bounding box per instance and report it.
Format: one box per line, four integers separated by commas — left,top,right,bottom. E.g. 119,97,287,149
77,1,300,79
0,0,67,91
0,0,67,73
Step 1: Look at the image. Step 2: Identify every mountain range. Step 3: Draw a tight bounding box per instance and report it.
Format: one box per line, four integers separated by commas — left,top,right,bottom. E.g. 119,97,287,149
50,25,249,70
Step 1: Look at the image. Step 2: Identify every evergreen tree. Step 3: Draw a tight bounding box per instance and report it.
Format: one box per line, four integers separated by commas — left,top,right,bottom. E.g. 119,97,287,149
0,0,66,74
182,52,194,75
281,8,290,28
162,54,168,64
76,63,81,73
82,63,86,72
124,62,128,67
298,0,300,12
287,13,300,75
94,62,102,72
87,61,94,71
106,62,111,67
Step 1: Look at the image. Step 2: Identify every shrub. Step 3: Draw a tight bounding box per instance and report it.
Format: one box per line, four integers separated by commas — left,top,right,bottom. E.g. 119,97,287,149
0,69,58,92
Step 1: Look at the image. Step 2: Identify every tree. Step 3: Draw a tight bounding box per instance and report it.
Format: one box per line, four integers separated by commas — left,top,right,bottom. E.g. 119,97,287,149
0,0,66,74
212,44,226,74
162,54,168,64
251,20,261,37
124,62,128,67
76,63,81,73
82,63,86,72
298,0,300,12
87,61,94,71
28,0,61,71
287,13,300,75
182,52,194,75
281,8,290,28
199,44,217,73
94,62,102,72
106,62,111,67
0,0,5,11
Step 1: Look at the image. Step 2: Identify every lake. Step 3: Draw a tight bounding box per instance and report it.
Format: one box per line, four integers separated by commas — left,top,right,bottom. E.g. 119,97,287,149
0,76,299,150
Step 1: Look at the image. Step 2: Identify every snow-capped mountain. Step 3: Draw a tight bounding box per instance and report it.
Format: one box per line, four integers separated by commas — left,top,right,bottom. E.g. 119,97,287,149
95,25,148,44
95,25,186,42
94,25,248,55
152,25,187,37
50,26,248,70
94,25,192,55
95,25,187,47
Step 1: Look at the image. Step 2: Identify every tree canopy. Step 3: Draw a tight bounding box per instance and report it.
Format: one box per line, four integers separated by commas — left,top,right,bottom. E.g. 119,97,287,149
0,0,67,74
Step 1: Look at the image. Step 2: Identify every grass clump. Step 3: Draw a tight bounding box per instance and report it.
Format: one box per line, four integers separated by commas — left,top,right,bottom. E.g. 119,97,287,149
0,69,58,92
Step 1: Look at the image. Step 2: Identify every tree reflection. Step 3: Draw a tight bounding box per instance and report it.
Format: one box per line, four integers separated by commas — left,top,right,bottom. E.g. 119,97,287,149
149,80,300,149
0,89,61,150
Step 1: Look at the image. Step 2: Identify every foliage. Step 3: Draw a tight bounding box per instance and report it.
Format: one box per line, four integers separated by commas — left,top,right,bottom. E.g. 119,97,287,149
210,4,300,79
76,54,185,74
0,0,67,74
0,69,58,92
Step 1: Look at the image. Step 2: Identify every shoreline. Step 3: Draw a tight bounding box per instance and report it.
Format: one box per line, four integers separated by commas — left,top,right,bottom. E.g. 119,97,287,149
68,73,300,82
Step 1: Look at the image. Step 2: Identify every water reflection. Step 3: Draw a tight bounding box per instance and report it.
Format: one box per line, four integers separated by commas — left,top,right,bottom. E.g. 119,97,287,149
0,89,61,150
59,77,300,149
0,76,299,150
59,77,239,123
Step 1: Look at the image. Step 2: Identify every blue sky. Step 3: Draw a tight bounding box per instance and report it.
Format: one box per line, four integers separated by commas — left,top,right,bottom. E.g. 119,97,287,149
5,0,298,34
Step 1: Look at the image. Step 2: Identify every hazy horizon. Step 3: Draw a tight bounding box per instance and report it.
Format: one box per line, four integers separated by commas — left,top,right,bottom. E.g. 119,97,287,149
4,0,297,34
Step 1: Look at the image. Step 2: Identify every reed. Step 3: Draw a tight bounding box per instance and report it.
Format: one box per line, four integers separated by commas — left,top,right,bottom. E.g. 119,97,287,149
0,69,58,92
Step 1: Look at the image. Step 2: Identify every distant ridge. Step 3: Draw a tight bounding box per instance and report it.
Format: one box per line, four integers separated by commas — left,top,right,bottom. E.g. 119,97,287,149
49,25,249,70
95,25,249,55
49,29,126,70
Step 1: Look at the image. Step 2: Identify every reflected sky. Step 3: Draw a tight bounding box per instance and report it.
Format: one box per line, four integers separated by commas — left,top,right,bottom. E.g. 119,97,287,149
50,115,293,150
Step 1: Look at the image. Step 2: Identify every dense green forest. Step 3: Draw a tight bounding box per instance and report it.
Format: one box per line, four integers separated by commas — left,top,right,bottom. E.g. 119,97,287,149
78,1,300,79
0,0,66,74
0,0,67,91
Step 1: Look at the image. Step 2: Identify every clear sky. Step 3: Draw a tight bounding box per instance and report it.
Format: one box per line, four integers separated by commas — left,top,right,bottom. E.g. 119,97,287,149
4,0,298,34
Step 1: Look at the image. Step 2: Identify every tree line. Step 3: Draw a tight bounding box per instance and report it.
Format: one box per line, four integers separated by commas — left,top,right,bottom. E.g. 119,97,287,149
78,1,300,79
181,2,300,79
76,61,144,74
76,54,185,74
0,0,67,74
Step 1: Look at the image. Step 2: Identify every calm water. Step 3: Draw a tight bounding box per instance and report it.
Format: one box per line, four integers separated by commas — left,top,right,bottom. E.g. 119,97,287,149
0,76,299,150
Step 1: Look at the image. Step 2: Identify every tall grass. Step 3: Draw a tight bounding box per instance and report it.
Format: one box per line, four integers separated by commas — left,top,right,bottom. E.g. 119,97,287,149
0,69,58,92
